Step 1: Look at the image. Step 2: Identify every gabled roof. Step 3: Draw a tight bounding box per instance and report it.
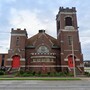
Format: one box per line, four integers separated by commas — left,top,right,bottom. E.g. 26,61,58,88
26,30,58,47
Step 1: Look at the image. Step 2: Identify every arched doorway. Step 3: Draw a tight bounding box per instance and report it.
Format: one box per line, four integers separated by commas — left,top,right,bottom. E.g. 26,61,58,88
12,55,20,68
68,55,76,68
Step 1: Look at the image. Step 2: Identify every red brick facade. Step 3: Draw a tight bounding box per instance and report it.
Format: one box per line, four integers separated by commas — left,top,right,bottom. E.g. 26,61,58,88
0,7,84,74
56,7,84,74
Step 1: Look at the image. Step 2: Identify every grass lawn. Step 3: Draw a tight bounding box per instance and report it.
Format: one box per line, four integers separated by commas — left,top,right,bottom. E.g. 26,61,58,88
0,77,81,80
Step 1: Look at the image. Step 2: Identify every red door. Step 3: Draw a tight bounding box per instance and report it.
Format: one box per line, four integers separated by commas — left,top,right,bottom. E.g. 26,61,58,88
12,55,20,68
68,56,74,68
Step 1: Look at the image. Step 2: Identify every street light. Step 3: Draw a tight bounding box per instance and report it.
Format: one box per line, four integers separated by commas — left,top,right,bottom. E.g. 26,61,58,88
72,38,76,77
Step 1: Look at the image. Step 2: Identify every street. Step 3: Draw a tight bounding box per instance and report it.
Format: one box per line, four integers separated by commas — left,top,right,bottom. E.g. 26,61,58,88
0,78,90,90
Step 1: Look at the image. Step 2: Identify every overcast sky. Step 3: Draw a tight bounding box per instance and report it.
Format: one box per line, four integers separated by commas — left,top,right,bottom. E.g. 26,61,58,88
0,0,90,60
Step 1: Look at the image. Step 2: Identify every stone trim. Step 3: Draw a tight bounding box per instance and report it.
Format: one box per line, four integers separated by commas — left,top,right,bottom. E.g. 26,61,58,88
61,29,78,32
26,65,68,67
26,65,56,67
60,12,76,14
31,56,56,59
64,58,80,61
20,58,25,61
7,58,25,61
6,65,25,67
11,34,26,36
20,65,25,67
60,65,68,67
65,26,74,30
7,58,13,61
76,59,80,61
64,50,79,51
64,58,68,61
6,66,11,67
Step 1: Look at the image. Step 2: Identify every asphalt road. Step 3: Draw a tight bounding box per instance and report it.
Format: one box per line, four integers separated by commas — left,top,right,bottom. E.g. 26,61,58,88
0,79,90,90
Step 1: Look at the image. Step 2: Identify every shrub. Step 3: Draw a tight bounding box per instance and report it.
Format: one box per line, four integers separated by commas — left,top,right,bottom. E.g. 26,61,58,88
84,72,90,77
21,73,30,77
38,71,41,76
49,72,55,77
66,73,74,77
32,71,36,76
47,72,50,76
55,72,65,77
20,70,24,74
55,72,61,76
41,74,48,77
15,71,75,77
0,70,5,75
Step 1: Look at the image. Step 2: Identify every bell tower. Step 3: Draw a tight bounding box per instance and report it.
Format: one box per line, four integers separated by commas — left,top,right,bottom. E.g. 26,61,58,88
56,7,84,74
7,28,27,70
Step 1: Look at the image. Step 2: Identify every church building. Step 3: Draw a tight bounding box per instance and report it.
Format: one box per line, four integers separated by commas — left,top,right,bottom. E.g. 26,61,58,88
0,7,84,75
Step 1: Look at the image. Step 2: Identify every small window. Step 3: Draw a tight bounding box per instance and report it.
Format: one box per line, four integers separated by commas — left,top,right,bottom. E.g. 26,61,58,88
16,37,19,46
68,36,72,45
57,21,60,30
65,17,72,26
1,54,5,67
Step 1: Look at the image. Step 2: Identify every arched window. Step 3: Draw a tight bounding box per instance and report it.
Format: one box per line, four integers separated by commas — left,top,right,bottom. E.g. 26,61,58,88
65,17,72,26
16,37,19,46
37,46,49,54
68,36,72,45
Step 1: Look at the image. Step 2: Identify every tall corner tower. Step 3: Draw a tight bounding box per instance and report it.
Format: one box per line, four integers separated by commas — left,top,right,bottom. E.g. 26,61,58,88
56,7,84,75
7,28,27,70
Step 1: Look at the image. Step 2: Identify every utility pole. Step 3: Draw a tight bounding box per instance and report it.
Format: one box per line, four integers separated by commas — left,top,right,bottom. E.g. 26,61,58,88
72,38,76,77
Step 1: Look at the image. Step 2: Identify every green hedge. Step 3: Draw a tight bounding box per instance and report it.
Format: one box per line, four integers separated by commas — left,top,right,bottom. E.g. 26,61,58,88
84,72,90,77
0,70,5,75
16,71,74,77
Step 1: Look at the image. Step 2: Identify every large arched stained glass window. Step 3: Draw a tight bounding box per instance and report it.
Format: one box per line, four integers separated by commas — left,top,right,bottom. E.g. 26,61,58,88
37,46,49,53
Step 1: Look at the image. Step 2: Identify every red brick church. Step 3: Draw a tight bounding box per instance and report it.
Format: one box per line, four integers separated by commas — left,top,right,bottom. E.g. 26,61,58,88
0,7,84,74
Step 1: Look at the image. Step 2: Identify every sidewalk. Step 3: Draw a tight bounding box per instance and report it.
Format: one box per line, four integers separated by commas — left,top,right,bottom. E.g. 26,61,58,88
79,77,90,80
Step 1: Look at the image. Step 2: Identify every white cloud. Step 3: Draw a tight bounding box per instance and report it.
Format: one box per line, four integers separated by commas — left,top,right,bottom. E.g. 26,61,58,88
0,3,2,17
0,39,10,53
5,0,16,3
9,8,56,38
81,37,90,48
2,2,90,60
0,7,57,53
37,0,45,5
